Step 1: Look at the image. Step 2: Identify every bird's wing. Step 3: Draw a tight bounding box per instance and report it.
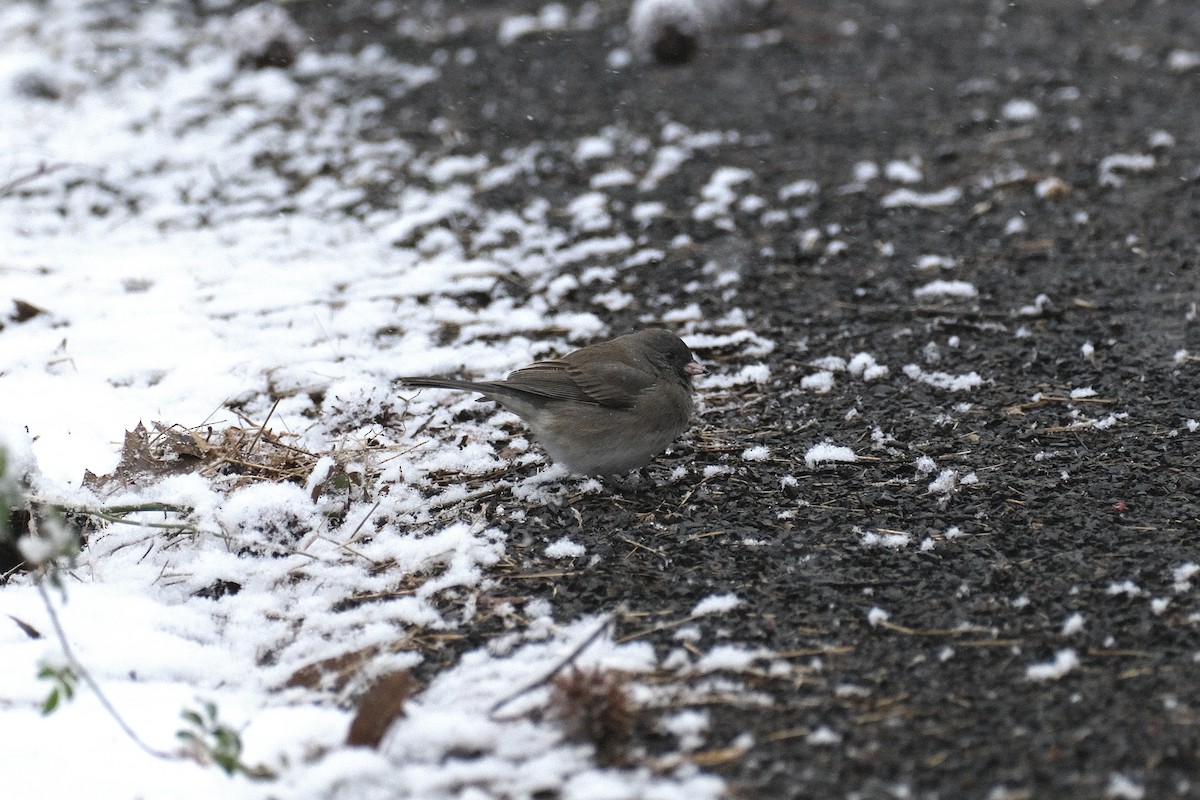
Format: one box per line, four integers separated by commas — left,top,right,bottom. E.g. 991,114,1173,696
500,360,599,403
564,360,657,409
502,359,653,409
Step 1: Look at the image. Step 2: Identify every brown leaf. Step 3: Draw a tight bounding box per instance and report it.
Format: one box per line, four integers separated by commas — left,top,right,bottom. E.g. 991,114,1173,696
11,299,47,323
6,614,42,639
82,422,202,493
346,671,412,748
547,667,634,765
285,645,380,691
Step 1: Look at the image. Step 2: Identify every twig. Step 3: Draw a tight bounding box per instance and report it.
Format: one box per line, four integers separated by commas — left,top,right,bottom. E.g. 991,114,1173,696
875,620,993,637
94,502,194,515
88,514,199,532
427,484,507,511
35,575,176,760
27,499,198,532
618,611,712,643
0,162,68,198
338,501,381,548
489,614,616,719
247,398,281,454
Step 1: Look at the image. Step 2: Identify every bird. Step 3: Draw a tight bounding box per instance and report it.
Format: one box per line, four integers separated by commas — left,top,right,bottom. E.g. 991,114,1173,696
397,329,705,476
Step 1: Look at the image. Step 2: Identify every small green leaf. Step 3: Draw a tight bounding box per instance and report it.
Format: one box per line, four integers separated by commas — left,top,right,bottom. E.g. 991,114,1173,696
42,688,60,714
242,763,277,781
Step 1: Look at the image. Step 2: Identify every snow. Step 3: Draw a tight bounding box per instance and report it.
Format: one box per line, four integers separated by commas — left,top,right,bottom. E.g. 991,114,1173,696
740,445,770,461
1035,176,1071,199
692,645,767,673
847,353,888,380
1147,129,1176,149
926,469,976,499
1001,99,1040,121
1026,649,1080,681
545,537,587,559
1166,49,1200,72
627,0,709,61
228,3,305,64
693,166,755,224
631,201,667,224
690,593,741,616
658,709,709,751
1105,773,1146,800
884,159,923,184
902,365,984,391
810,355,848,372
1,0,1152,794
806,726,842,745
915,254,955,271
805,442,857,470
799,371,832,392
0,3,761,797
881,186,963,208
1060,613,1085,636
860,530,911,549
591,168,637,189
1018,293,1054,317
575,135,617,162
1173,563,1200,591
640,144,691,191
1098,153,1155,187
1107,581,1144,597
699,363,770,388
1092,413,1128,430
1003,215,1028,236
913,280,979,300
852,160,880,182
497,3,577,45
779,179,819,200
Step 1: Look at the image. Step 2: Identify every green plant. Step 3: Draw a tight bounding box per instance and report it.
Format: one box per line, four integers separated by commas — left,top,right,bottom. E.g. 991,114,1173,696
5,446,272,778
38,663,78,714
177,701,275,780
0,445,16,542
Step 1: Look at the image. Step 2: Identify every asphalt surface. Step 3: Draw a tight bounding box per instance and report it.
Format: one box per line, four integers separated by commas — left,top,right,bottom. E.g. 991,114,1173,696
286,1,1199,796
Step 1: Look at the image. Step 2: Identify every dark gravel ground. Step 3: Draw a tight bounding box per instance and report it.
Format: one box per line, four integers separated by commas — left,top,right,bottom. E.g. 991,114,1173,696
291,1,1199,797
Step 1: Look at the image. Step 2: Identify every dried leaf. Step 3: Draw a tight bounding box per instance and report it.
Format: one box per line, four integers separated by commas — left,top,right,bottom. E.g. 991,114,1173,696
346,671,412,748
11,299,47,323
7,614,42,639
548,667,634,765
285,645,380,691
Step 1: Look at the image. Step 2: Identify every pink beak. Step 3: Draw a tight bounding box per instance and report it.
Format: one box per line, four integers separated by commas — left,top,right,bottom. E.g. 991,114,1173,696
685,360,706,376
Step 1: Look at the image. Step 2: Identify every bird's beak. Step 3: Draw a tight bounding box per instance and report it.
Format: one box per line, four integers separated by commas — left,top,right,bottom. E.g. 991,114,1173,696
685,360,706,376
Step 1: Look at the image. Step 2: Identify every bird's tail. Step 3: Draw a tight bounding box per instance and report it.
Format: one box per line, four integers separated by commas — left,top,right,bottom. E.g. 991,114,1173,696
397,376,492,394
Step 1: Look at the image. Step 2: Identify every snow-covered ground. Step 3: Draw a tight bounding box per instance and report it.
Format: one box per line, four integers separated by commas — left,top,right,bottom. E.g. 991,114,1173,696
0,3,779,797
8,0,1197,796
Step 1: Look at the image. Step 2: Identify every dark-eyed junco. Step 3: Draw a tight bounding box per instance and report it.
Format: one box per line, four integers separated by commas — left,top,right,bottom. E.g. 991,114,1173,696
398,329,705,476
